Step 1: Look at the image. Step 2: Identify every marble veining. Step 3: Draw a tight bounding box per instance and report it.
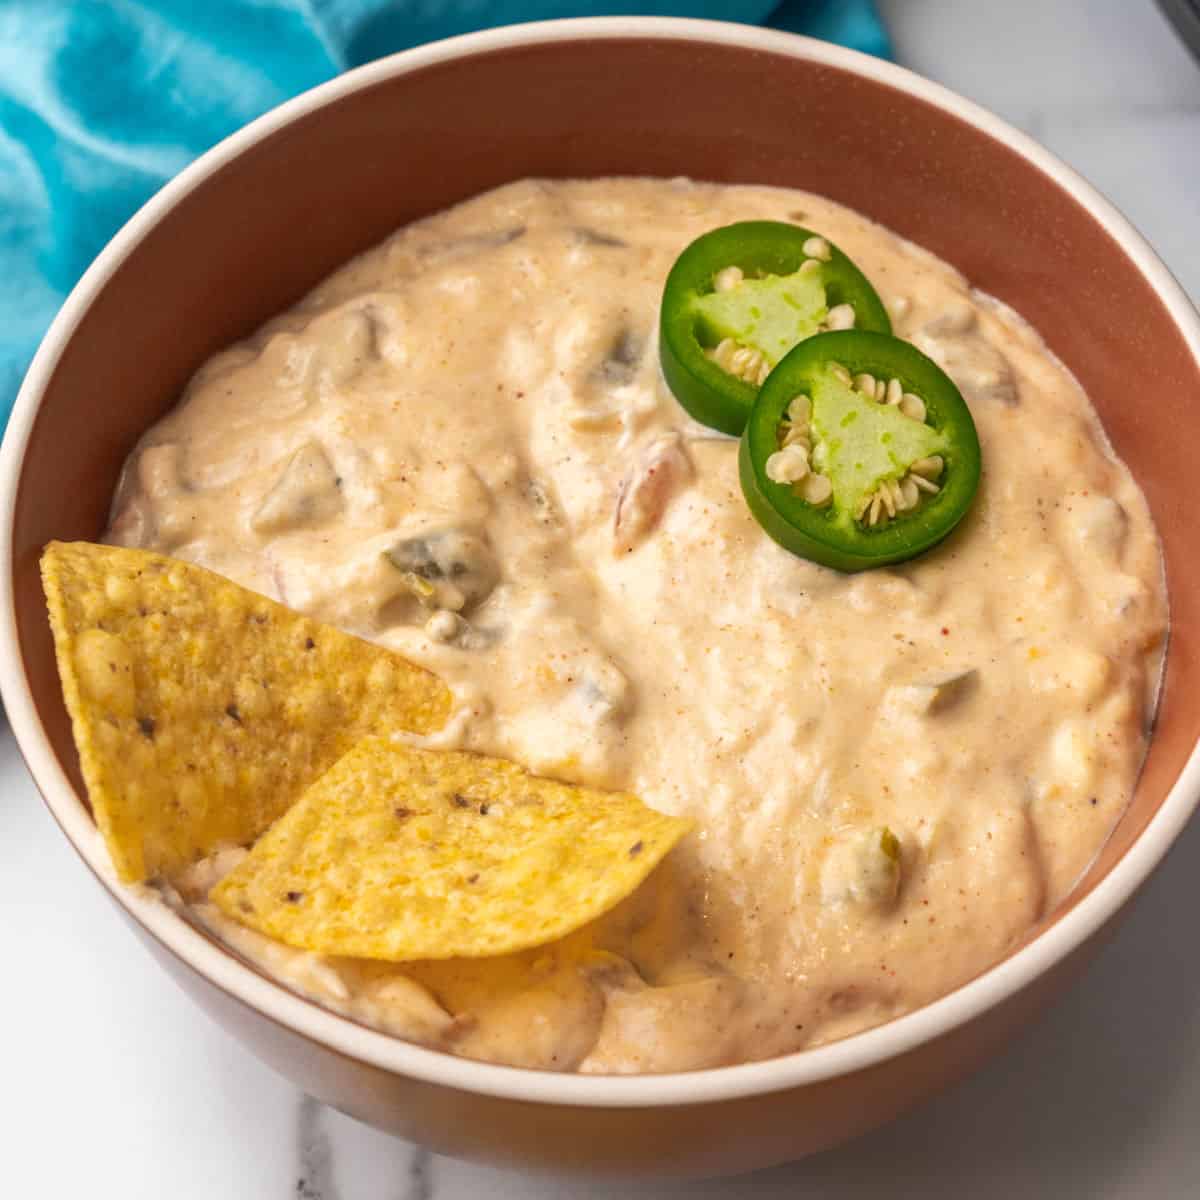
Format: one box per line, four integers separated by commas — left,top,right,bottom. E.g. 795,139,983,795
5,1,1200,1196
296,1097,339,1200
295,1099,435,1199
408,1148,434,1200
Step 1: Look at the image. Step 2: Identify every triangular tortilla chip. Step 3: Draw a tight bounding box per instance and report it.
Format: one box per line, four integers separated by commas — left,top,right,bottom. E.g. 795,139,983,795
42,541,452,883
211,738,692,962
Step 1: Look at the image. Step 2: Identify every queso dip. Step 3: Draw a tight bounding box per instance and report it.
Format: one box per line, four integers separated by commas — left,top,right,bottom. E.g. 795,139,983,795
108,178,1167,1073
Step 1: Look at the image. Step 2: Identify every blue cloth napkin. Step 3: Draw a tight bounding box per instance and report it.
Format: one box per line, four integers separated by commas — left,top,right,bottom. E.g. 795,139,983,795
0,1,889,430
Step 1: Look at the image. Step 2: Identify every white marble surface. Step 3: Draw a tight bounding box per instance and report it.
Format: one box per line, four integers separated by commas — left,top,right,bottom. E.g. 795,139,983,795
5,0,1200,1194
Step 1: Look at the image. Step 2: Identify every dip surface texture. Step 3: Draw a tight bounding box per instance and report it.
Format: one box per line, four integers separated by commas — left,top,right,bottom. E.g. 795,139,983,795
109,179,1167,1073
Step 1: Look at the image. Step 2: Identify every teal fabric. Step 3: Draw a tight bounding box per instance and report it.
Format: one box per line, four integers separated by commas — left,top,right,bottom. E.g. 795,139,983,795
0,1,890,428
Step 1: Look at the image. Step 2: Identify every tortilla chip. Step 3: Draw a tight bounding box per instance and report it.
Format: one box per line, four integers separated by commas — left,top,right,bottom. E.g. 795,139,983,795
211,738,692,961
42,541,452,883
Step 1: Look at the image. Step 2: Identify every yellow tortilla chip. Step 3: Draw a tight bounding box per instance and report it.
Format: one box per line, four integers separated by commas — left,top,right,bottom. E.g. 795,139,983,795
42,541,452,883
211,738,692,961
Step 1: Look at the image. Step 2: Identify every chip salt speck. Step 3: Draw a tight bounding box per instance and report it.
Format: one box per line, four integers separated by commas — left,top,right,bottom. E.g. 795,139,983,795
41,541,453,883
211,738,693,962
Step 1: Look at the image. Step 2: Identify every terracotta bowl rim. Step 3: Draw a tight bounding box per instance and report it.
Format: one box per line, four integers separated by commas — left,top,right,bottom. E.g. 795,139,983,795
3,16,1199,1109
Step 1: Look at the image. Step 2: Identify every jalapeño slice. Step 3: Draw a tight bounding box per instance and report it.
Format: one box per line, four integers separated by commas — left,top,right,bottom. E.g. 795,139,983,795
659,221,891,436
739,331,981,572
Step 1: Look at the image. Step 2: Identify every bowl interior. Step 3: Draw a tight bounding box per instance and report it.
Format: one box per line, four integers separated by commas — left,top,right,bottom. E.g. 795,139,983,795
11,30,1200,982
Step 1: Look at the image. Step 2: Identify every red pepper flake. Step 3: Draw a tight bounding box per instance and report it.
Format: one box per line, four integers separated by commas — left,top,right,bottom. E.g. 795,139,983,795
285,891,303,903
941,627,950,636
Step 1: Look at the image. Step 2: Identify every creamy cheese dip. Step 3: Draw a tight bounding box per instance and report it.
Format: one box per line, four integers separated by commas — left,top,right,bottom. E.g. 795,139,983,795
109,178,1167,1074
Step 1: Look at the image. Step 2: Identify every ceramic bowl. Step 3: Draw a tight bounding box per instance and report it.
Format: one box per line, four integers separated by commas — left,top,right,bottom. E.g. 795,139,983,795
3,17,1199,1178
